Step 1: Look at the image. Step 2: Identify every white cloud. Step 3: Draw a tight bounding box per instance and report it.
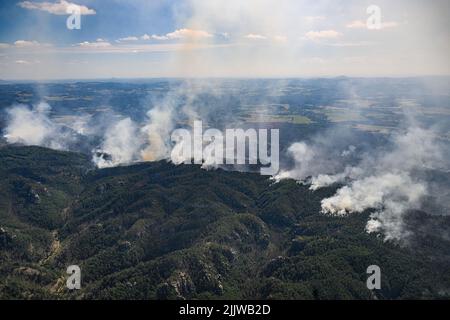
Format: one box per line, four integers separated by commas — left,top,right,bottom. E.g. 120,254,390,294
166,28,213,40
151,34,169,41
346,20,399,29
0,40,53,53
305,30,343,40
14,40,49,47
15,60,31,64
76,39,111,48
149,29,213,41
117,36,139,42
244,33,267,40
4,0,448,78
18,0,96,15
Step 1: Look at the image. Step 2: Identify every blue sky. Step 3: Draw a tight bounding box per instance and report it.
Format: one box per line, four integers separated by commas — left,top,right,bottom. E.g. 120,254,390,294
0,0,179,44
0,0,448,79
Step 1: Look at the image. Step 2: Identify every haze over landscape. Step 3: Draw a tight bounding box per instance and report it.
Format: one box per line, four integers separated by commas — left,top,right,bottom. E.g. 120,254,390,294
0,0,449,79
0,0,449,300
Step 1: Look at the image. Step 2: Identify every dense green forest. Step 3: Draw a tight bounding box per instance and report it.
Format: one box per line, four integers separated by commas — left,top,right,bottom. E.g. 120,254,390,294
0,145,449,299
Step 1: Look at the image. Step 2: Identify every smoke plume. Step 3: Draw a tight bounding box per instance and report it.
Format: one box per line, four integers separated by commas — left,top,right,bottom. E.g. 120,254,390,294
3,102,77,150
93,117,143,168
140,105,175,162
276,123,449,242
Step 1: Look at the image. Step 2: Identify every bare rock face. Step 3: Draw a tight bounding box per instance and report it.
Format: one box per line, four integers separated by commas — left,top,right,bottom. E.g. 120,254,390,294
169,271,196,298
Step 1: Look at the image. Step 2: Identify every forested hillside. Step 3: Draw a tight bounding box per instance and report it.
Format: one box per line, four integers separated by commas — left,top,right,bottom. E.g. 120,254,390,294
1,145,449,299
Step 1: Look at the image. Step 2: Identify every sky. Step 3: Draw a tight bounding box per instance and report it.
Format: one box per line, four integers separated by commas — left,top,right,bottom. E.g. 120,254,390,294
0,0,449,79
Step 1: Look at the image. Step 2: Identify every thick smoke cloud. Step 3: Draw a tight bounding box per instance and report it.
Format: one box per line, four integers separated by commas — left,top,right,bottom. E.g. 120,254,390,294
3,102,77,150
3,82,448,244
140,104,175,162
276,123,449,242
274,127,362,183
3,102,147,167
93,117,143,168
2,81,206,168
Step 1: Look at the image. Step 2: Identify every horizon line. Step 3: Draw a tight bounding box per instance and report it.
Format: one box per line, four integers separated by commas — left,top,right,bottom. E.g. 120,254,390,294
1,74,449,83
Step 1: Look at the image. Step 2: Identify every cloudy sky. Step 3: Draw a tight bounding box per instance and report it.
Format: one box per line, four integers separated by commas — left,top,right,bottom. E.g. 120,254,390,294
0,0,449,79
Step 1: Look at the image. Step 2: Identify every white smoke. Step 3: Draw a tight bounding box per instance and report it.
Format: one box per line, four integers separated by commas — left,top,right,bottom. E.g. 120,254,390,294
322,173,427,241
274,142,316,181
3,102,76,150
140,105,175,162
89,81,206,167
1,82,207,169
93,117,143,168
341,145,356,157
274,128,360,183
277,124,448,242
3,102,147,168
